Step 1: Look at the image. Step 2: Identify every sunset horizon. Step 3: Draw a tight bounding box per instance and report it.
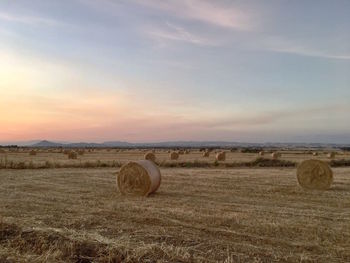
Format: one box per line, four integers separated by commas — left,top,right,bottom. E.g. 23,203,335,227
1,1,349,143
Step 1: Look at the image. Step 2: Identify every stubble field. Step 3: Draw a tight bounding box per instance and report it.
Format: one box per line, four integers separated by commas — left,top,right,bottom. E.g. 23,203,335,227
0,149,350,262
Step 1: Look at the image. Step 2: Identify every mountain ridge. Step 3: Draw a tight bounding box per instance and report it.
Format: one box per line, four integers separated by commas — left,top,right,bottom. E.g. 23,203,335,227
0,140,348,148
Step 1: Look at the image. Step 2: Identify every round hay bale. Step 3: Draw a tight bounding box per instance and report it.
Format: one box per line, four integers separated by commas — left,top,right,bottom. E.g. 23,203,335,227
259,151,265,156
203,151,210,157
313,152,318,156
144,152,156,162
68,151,78,159
29,150,37,156
297,160,333,190
271,152,280,159
216,152,226,161
327,152,336,159
117,160,161,196
170,151,179,160
185,149,190,154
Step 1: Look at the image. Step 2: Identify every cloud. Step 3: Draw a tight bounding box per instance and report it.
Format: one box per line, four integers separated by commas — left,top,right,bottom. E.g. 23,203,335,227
174,103,350,131
259,36,350,60
0,12,64,27
81,0,253,31
146,22,218,46
132,0,253,30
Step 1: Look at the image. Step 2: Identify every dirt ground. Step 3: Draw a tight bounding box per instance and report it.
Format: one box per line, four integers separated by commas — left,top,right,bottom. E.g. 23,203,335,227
1,165,349,262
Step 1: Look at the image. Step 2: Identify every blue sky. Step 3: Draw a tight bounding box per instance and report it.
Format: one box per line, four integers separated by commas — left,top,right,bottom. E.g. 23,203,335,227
0,0,349,143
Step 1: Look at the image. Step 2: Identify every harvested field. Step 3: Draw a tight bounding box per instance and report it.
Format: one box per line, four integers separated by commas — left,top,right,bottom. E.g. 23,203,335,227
1,149,350,169
1,167,350,262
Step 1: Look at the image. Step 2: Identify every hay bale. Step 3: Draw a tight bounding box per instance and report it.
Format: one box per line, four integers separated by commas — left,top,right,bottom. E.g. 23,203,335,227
203,151,210,157
271,152,280,159
327,152,336,159
259,151,265,156
117,160,161,196
185,149,190,154
170,151,179,160
297,160,333,190
29,150,37,156
313,152,318,156
144,152,156,162
68,151,78,159
216,152,226,161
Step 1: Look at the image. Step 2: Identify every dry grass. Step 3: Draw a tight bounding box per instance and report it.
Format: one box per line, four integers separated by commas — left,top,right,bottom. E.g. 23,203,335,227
1,148,349,169
68,151,78,160
1,167,350,262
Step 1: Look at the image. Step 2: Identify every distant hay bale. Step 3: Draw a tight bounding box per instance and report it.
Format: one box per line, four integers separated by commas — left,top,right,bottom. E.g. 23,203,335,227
327,152,336,159
297,160,333,190
185,149,190,154
170,151,179,160
216,152,226,161
313,152,318,156
117,160,161,196
271,152,280,159
259,151,265,156
68,151,78,159
144,152,156,162
29,150,37,156
203,151,210,157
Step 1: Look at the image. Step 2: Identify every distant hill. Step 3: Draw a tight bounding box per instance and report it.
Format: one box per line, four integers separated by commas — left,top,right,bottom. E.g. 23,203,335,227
1,139,349,148
32,140,64,147
27,140,350,149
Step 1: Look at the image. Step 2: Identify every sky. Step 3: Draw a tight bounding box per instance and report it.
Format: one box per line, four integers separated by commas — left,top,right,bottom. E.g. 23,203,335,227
0,0,349,143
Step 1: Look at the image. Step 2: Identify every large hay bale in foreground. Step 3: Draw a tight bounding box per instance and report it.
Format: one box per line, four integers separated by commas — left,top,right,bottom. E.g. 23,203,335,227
170,151,179,160
68,151,78,159
297,160,333,190
216,152,226,161
117,160,161,196
144,152,156,162
29,150,37,156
